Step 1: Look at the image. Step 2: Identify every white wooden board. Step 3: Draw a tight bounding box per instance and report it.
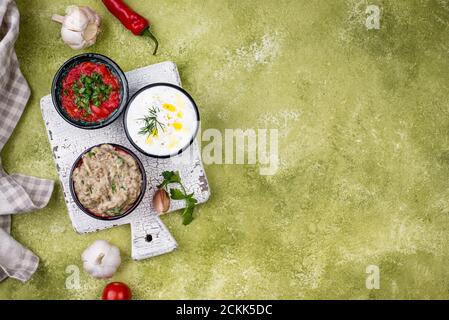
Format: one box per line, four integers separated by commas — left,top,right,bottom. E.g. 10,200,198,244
40,61,210,260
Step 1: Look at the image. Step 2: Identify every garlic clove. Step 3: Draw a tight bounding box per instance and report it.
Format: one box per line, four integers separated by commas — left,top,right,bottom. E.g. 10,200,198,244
81,240,109,262
60,28,86,50
64,6,89,32
153,189,170,214
68,42,87,51
101,246,121,267
83,38,97,49
90,265,115,278
80,6,101,27
83,23,99,42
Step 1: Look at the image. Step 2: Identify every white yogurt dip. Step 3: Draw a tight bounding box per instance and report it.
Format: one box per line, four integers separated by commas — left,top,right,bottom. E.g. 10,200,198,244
125,84,199,157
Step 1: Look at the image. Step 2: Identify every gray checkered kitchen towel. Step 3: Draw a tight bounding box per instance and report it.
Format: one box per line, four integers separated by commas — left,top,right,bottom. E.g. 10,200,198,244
0,0,54,282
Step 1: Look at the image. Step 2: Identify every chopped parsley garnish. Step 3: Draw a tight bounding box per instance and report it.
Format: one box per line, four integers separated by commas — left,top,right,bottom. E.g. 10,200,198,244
71,72,113,116
116,156,125,166
106,207,122,216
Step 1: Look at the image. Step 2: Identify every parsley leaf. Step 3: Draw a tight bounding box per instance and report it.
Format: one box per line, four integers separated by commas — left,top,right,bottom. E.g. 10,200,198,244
170,188,185,200
158,171,198,225
163,171,181,183
116,156,125,166
106,207,122,216
71,72,114,114
158,171,181,189
182,205,195,225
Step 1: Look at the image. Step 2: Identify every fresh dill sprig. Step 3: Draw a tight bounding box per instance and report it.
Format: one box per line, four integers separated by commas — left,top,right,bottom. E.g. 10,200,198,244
138,106,165,137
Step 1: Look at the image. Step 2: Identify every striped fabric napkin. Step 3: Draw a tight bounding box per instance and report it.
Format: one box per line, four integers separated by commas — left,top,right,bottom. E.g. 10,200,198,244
0,0,54,282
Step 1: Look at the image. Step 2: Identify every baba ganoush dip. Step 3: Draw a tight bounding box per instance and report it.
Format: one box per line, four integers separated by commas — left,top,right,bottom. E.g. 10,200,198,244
125,84,199,157
72,144,142,217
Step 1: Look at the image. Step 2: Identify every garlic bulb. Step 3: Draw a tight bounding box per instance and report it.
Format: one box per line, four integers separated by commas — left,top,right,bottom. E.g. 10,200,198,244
52,6,101,50
82,240,121,279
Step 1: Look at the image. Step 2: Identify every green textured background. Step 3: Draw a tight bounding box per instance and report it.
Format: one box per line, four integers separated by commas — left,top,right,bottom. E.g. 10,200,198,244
1,0,449,299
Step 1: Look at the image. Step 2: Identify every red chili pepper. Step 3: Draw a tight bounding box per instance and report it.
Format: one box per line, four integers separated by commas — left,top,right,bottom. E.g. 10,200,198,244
102,0,159,55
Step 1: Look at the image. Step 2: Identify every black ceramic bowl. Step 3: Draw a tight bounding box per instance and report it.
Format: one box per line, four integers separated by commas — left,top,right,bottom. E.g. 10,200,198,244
69,143,146,221
51,53,129,129
123,83,200,158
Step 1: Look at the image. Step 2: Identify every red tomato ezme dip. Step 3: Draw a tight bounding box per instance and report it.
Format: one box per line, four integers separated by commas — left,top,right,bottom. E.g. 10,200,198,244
61,61,121,122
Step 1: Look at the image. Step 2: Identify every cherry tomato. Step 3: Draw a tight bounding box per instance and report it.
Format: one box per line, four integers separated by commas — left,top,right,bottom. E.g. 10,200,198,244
102,282,132,300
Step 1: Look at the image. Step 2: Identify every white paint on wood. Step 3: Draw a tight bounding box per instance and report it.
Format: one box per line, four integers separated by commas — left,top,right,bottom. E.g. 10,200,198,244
40,61,210,260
